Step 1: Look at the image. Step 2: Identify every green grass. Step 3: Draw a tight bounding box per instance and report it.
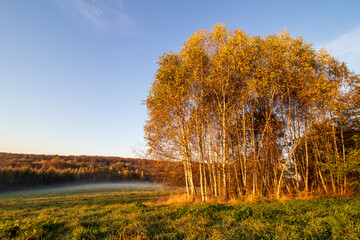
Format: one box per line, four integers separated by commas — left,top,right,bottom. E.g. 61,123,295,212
0,184,359,239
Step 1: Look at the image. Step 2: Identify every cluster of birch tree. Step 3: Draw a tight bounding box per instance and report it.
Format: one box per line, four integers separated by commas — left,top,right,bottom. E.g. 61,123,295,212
145,25,360,200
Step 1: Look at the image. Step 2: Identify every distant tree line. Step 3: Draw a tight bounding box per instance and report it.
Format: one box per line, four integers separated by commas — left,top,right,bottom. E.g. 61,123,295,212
0,153,184,191
145,25,360,201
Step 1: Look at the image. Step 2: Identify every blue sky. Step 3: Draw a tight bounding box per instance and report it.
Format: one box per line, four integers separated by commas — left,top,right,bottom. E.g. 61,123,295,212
0,0,359,157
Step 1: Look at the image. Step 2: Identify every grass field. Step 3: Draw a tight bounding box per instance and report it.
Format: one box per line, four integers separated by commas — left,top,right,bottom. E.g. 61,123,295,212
0,183,359,239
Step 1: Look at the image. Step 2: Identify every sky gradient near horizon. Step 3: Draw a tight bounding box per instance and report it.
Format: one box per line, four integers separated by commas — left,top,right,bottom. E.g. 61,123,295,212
0,0,359,157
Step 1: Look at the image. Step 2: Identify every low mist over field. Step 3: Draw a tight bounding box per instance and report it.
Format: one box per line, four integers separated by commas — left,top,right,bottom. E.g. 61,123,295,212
0,181,164,197
48,182,163,191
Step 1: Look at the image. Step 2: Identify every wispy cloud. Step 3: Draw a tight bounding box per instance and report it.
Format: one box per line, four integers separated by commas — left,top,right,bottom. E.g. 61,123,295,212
322,26,360,74
54,0,136,35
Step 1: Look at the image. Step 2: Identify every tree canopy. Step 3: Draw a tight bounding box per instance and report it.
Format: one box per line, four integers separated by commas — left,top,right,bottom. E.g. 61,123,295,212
145,24,360,200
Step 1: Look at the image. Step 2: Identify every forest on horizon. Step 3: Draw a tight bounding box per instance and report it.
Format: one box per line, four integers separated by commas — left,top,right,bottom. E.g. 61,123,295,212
0,152,185,191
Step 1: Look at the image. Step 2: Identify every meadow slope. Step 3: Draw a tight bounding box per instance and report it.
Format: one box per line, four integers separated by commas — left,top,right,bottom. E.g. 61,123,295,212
0,184,359,239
